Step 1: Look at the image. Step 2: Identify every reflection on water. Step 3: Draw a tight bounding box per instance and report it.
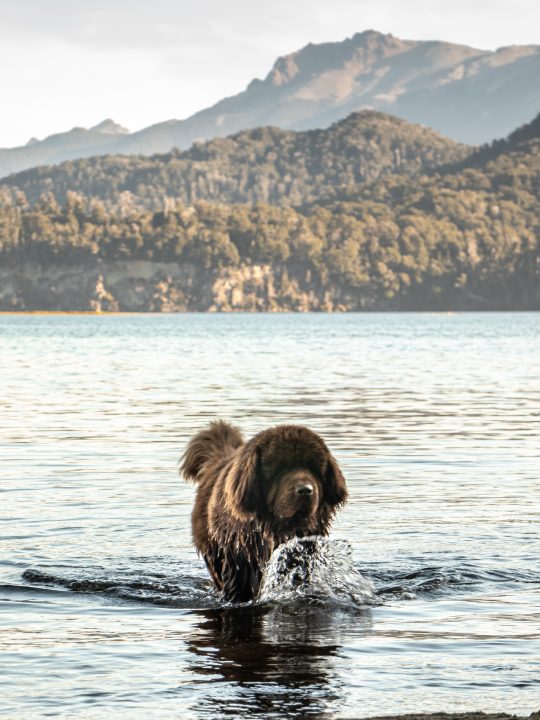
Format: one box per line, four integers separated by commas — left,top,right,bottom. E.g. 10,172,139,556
185,605,372,719
1,313,539,718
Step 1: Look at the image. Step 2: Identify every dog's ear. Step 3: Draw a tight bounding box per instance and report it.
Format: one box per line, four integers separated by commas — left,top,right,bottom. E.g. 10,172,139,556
224,442,261,520
323,451,348,506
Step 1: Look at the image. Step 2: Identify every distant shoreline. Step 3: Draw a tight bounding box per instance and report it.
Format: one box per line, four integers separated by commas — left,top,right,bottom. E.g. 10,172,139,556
0,310,536,316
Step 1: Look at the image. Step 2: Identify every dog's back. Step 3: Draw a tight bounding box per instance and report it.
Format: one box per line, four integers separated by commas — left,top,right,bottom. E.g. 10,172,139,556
181,421,248,598
181,420,244,483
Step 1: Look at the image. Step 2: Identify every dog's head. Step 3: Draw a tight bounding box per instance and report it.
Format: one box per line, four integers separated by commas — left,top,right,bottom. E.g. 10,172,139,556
224,425,347,532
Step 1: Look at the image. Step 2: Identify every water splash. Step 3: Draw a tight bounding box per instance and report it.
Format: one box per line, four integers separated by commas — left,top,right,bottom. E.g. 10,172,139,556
257,536,379,608
21,543,378,611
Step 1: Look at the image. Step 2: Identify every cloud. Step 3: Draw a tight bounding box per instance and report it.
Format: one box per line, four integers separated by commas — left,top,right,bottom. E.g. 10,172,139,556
2,0,539,53
1,0,299,50
0,0,539,146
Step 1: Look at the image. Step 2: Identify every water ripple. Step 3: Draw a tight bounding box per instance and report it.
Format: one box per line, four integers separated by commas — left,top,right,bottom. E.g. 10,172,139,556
1,313,540,719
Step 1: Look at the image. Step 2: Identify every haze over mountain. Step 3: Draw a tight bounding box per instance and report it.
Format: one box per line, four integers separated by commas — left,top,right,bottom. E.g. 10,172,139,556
0,119,129,179
1,29,539,179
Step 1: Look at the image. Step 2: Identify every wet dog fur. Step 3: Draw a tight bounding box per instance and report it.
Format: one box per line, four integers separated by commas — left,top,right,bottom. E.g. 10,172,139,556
180,421,347,602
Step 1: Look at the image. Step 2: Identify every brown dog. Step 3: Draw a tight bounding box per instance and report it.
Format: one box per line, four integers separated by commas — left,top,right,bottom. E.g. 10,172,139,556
180,421,348,602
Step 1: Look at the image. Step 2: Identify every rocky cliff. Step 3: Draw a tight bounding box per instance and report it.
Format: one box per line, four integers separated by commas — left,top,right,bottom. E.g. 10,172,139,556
0,261,358,313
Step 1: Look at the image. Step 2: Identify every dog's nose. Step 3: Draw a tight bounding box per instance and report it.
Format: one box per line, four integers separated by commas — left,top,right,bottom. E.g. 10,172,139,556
296,483,314,496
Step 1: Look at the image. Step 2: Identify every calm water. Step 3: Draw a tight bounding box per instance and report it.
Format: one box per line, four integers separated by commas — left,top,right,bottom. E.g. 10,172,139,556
1,313,539,719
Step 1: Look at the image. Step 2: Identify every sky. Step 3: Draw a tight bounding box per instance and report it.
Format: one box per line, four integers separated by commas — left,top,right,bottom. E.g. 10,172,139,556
1,0,539,148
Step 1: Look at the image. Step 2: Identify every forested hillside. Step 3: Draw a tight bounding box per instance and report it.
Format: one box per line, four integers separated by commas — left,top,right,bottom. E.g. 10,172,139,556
1,112,470,209
0,112,538,311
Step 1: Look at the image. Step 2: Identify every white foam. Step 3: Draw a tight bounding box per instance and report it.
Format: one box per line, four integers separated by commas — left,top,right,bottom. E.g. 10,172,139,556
257,536,379,608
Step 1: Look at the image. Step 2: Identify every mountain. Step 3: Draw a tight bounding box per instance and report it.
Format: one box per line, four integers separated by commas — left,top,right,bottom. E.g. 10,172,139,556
0,119,129,179
1,111,538,312
1,30,540,179
120,31,540,153
1,111,471,209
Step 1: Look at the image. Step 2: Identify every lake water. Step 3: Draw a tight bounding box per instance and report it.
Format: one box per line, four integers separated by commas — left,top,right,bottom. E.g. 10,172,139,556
1,312,539,719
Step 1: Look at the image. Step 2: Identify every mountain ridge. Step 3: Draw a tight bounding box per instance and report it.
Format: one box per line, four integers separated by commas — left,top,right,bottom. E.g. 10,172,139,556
1,29,540,178
0,119,129,178
1,110,471,209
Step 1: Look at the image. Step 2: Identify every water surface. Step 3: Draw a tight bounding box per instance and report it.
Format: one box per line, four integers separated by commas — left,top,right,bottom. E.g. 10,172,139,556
1,313,539,718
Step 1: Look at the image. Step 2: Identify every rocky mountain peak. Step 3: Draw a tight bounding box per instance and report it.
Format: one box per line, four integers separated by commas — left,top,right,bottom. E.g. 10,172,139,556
264,30,409,88
90,119,129,135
